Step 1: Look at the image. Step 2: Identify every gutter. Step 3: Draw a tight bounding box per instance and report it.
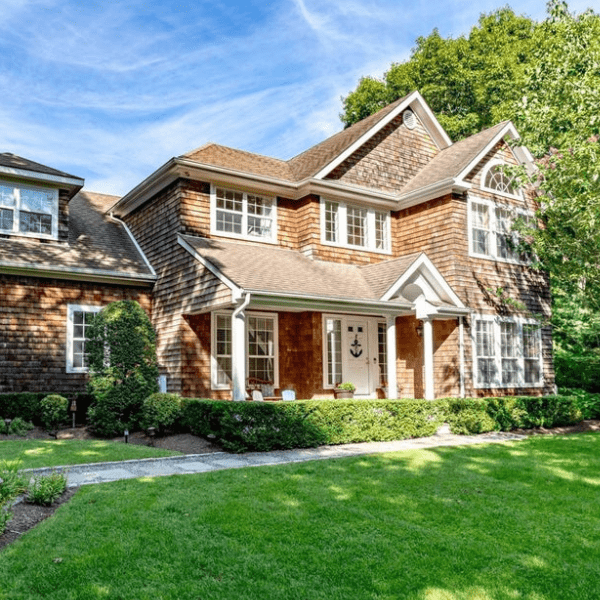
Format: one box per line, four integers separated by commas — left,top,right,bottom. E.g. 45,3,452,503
0,262,156,286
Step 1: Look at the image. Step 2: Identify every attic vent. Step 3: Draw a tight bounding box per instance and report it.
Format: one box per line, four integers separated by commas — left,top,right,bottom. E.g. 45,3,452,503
403,109,416,130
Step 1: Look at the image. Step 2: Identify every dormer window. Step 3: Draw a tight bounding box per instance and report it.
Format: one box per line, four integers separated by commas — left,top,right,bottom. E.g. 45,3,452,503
0,183,59,239
210,185,276,243
481,161,522,199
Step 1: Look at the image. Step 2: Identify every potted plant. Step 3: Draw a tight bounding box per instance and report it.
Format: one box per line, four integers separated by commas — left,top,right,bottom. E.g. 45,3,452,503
334,382,356,399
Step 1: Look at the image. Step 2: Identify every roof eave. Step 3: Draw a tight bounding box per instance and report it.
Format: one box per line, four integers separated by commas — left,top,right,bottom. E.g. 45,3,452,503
0,263,156,286
396,178,471,211
0,165,84,200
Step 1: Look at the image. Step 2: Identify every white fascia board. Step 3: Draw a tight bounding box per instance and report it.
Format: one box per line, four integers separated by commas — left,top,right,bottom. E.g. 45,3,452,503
177,233,243,301
454,121,522,186
313,91,453,181
305,179,399,209
409,94,453,149
0,165,84,189
247,289,412,316
113,157,402,218
381,253,465,308
396,178,471,210
0,262,156,286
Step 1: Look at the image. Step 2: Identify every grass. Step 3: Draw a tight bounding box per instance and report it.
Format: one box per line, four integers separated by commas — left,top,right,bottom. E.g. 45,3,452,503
1,434,600,599
0,439,180,470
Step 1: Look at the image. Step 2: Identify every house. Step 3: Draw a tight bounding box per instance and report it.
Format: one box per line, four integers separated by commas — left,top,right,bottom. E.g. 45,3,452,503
0,91,553,401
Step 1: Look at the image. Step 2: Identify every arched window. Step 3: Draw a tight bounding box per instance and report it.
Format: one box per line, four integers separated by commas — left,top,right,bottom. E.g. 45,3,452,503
481,161,522,199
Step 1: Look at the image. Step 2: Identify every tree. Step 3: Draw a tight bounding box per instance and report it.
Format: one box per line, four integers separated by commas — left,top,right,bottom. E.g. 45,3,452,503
340,8,537,140
515,1,600,389
86,300,159,436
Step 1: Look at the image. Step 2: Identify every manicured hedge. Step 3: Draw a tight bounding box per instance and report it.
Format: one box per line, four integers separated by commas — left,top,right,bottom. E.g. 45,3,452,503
181,393,593,453
181,398,445,453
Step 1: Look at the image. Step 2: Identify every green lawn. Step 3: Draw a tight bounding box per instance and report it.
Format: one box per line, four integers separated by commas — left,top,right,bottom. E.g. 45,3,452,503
0,439,180,470
1,434,600,600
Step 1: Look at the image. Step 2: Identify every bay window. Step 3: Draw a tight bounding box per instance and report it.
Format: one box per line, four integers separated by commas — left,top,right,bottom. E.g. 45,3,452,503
0,183,58,239
473,315,543,388
321,200,390,253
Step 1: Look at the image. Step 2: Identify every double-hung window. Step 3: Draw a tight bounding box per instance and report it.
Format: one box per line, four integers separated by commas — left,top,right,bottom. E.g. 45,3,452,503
66,305,102,373
321,200,390,253
211,185,276,242
211,312,279,389
0,183,59,239
468,196,533,263
473,315,543,388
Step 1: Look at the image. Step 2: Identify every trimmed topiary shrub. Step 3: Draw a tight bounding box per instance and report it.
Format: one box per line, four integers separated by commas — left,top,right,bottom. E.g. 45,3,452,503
86,300,159,437
40,395,69,433
140,393,183,434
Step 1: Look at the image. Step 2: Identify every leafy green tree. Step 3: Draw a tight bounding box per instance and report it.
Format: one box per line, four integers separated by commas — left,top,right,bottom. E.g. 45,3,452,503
514,1,600,389
86,300,159,436
340,8,537,140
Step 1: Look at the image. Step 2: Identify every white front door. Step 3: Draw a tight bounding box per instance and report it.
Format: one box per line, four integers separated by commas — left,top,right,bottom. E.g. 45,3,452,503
345,319,370,395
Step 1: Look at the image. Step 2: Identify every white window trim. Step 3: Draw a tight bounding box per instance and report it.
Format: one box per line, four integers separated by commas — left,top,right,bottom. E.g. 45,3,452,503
66,304,103,373
320,199,391,255
209,184,278,244
480,159,523,200
467,194,534,265
211,311,279,390
0,182,59,240
471,314,544,389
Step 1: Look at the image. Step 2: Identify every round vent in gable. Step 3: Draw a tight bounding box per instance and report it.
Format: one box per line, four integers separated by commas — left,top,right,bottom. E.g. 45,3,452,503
403,109,416,130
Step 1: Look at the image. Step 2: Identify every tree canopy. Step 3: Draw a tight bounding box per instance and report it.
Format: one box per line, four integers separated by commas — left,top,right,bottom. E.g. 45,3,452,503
341,1,600,389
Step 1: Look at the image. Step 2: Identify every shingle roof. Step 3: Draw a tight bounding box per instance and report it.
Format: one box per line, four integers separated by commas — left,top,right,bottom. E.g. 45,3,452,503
180,94,412,184
183,144,294,181
360,253,423,299
399,122,508,195
180,234,420,304
0,152,81,181
0,190,154,281
286,95,411,180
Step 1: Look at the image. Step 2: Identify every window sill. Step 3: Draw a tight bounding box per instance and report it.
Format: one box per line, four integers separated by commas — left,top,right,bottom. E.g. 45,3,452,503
210,229,278,245
321,239,392,256
469,252,532,267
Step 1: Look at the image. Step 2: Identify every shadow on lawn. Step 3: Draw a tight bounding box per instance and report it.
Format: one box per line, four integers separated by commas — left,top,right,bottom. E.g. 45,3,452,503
279,434,600,599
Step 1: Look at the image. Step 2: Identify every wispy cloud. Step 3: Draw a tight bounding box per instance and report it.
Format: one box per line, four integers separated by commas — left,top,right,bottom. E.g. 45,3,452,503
0,0,564,195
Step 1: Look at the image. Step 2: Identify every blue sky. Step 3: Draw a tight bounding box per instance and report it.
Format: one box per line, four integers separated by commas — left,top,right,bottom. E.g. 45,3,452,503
0,0,594,196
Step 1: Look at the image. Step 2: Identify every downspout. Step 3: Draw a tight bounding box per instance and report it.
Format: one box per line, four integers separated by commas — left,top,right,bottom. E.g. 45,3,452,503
232,292,251,401
233,291,251,318
459,316,466,398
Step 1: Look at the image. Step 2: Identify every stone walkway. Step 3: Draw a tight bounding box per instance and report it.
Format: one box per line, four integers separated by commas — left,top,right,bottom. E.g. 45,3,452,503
22,428,527,488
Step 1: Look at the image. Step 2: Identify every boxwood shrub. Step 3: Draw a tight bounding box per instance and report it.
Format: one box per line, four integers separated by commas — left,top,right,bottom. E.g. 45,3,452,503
181,398,446,453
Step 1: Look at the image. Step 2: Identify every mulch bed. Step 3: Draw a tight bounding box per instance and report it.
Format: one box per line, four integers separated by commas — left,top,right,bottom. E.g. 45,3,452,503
2,421,600,553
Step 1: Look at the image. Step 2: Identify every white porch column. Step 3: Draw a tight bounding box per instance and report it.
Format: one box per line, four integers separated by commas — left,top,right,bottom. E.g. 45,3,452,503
231,295,250,401
459,316,466,398
386,315,398,399
423,317,435,400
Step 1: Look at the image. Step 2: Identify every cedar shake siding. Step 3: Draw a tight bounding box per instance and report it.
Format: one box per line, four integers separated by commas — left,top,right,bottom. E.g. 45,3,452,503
0,274,151,394
4,93,553,400
326,113,438,193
